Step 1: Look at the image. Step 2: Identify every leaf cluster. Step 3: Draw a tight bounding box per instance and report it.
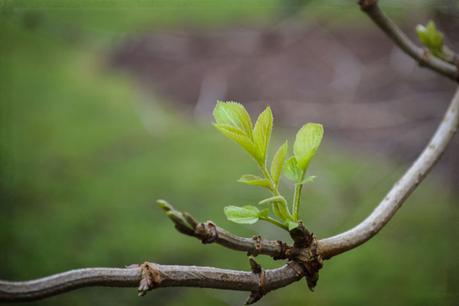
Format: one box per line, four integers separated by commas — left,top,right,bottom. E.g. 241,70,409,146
213,101,324,231
416,20,444,58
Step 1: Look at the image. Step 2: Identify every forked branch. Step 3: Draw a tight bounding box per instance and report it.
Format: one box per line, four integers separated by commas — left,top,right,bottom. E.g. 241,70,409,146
1,1,458,303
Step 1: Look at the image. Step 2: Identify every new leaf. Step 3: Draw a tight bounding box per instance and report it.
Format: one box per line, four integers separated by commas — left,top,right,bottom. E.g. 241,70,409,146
253,106,273,163
270,140,288,187
416,20,444,57
213,101,253,136
283,156,303,183
238,174,272,189
293,123,324,171
224,205,261,224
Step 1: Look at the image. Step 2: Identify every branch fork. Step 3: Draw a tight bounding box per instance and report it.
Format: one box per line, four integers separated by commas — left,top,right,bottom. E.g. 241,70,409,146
0,1,458,303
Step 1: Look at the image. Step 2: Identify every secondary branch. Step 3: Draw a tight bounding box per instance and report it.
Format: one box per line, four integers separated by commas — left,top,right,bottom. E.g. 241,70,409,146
359,0,458,81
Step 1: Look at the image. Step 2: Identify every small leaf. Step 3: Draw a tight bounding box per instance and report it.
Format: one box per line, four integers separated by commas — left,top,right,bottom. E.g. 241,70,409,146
258,208,270,219
258,195,287,206
283,156,303,182
299,175,316,185
288,221,299,231
416,20,444,57
253,106,273,163
270,140,288,187
238,174,272,189
213,101,253,137
224,205,260,224
293,123,324,171
258,196,292,222
214,123,258,158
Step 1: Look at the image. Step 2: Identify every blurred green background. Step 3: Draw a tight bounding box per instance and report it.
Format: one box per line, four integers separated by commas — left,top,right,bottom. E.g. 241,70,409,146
1,1,458,305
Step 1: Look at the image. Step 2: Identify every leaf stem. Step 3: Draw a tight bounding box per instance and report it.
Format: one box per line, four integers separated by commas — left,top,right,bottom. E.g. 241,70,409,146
259,216,289,230
259,163,294,221
292,183,303,221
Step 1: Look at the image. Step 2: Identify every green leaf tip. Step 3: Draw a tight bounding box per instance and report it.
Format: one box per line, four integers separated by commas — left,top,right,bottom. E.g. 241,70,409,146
213,102,277,164
157,199,173,212
224,205,261,224
293,123,324,171
253,106,273,163
416,20,444,57
270,140,288,187
213,101,253,136
238,174,272,189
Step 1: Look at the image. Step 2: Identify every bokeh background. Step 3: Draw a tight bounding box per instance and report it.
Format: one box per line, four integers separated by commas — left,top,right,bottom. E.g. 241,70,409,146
1,0,458,305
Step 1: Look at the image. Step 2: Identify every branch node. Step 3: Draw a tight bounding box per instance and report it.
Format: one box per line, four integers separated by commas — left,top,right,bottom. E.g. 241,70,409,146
196,221,218,244
289,221,313,248
288,222,323,291
247,235,262,257
273,240,289,260
137,262,161,296
246,256,266,305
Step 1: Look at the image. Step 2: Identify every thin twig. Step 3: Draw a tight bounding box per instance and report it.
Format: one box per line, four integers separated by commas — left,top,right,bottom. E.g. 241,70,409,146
158,200,291,259
318,87,459,259
1,2,458,303
358,0,458,81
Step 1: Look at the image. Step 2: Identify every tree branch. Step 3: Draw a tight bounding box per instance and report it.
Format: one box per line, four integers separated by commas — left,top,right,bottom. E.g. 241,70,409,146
318,86,459,259
1,2,458,303
158,200,291,259
0,262,304,302
358,0,458,82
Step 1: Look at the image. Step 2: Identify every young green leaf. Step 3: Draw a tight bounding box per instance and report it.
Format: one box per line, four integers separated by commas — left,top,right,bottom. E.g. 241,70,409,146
283,156,303,182
258,208,270,219
213,101,253,137
270,140,288,187
214,123,258,158
253,106,273,163
224,205,260,224
293,123,324,171
299,175,316,185
238,174,272,189
416,20,444,57
258,195,292,222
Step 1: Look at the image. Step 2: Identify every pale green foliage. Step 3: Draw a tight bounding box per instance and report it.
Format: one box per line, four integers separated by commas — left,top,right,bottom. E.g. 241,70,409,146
253,106,273,163
238,174,272,189
224,205,264,224
293,123,324,171
258,195,292,222
213,101,259,160
283,156,303,183
270,140,288,188
213,101,324,230
416,20,444,57
299,175,316,184
213,101,253,135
